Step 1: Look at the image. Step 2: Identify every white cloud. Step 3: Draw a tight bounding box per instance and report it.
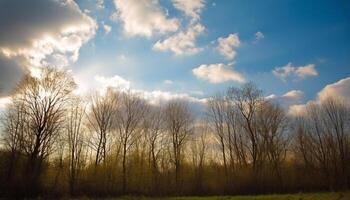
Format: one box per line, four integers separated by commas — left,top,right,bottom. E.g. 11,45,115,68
0,0,97,96
216,33,240,60
295,64,318,78
172,0,205,21
255,31,264,41
102,23,112,34
112,0,179,37
94,75,131,94
255,31,264,40
267,90,304,113
287,76,350,116
288,104,309,116
318,77,350,102
96,0,104,9
140,90,206,105
153,23,204,55
86,75,206,106
0,97,11,109
192,63,245,83
117,54,127,61
273,62,318,81
282,90,304,101
164,80,174,84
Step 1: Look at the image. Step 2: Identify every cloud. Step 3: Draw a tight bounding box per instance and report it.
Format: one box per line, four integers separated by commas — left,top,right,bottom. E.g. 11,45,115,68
112,0,179,37
287,76,350,116
267,89,304,111
216,33,240,60
0,54,26,97
0,0,97,96
273,62,318,81
153,23,204,55
192,63,245,83
0,97,12,109
295,64,318,78
94,75,131,95
318,77,350,102
164,80,174,84
255,31,264,41
96,0,104,9
87,75,207,106
102,23,112,34
282,90,304,101
288,104,309,116
172,0,205,21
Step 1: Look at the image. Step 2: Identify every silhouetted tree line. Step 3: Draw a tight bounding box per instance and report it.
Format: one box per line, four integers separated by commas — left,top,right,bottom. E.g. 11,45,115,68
0,68,349,198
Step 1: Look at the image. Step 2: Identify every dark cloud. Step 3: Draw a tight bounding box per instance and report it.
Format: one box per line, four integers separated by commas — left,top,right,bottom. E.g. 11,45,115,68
0,0,95,50
0,54,26,97
0,0,96,97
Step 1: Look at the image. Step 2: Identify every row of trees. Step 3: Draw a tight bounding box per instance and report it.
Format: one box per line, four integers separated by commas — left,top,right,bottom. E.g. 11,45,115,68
0,68,349,198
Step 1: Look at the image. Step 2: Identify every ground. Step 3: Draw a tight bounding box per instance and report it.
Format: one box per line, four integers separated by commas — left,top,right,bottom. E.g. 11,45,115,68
72,192,350,200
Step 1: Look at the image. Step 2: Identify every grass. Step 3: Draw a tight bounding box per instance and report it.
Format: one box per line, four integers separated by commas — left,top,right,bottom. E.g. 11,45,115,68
88,191,350,200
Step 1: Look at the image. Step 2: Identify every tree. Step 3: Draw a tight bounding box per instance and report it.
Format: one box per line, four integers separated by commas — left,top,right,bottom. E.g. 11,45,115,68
227,82,264,175
8,67,75,196
143,105,164,193
87,90,118,167
164,101,194,193
66,97,86,195
256,101,288,185
206,94,228,177
116,91,148,193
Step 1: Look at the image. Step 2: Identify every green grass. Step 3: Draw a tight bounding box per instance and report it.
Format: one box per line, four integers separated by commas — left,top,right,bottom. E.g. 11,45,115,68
93,192,350,200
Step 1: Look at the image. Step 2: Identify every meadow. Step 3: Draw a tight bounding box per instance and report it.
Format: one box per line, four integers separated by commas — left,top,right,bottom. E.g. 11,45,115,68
70,192,350,200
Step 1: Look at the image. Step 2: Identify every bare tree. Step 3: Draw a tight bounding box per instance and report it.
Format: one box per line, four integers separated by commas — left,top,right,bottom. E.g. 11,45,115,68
1,99,28,181
227,82,264,175
321,97,350,187
206,94,228,177
116,91,148,193
9,67,75,195
87,90,118,167
256,101,289,184
66,97,86,195
143,105,164,193
164,101,194,193
190,123,207,193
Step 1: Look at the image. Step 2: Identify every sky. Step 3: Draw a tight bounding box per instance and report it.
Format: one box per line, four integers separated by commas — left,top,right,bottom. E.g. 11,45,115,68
0,0,350,114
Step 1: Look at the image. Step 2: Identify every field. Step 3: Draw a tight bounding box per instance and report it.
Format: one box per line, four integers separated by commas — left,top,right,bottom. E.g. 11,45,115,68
93,192,350,200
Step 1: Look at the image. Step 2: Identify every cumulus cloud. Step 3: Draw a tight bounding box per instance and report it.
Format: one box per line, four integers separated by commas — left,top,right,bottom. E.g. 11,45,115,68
89,75,206,106
267,90,304,112
172,0,205,21
192,63,245,83
288,104,309,116
318,77,350,102
0,97,12,109
216,33,240,60
282,90,304,101
153,23,204,55
0,0,97,97
112,0,179,37
287,77,350,116
94,75,131,94
273,62,318,81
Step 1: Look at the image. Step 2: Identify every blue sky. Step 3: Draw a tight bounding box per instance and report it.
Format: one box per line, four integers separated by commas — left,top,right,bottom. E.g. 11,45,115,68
72,0,350,101
0,0,350,110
